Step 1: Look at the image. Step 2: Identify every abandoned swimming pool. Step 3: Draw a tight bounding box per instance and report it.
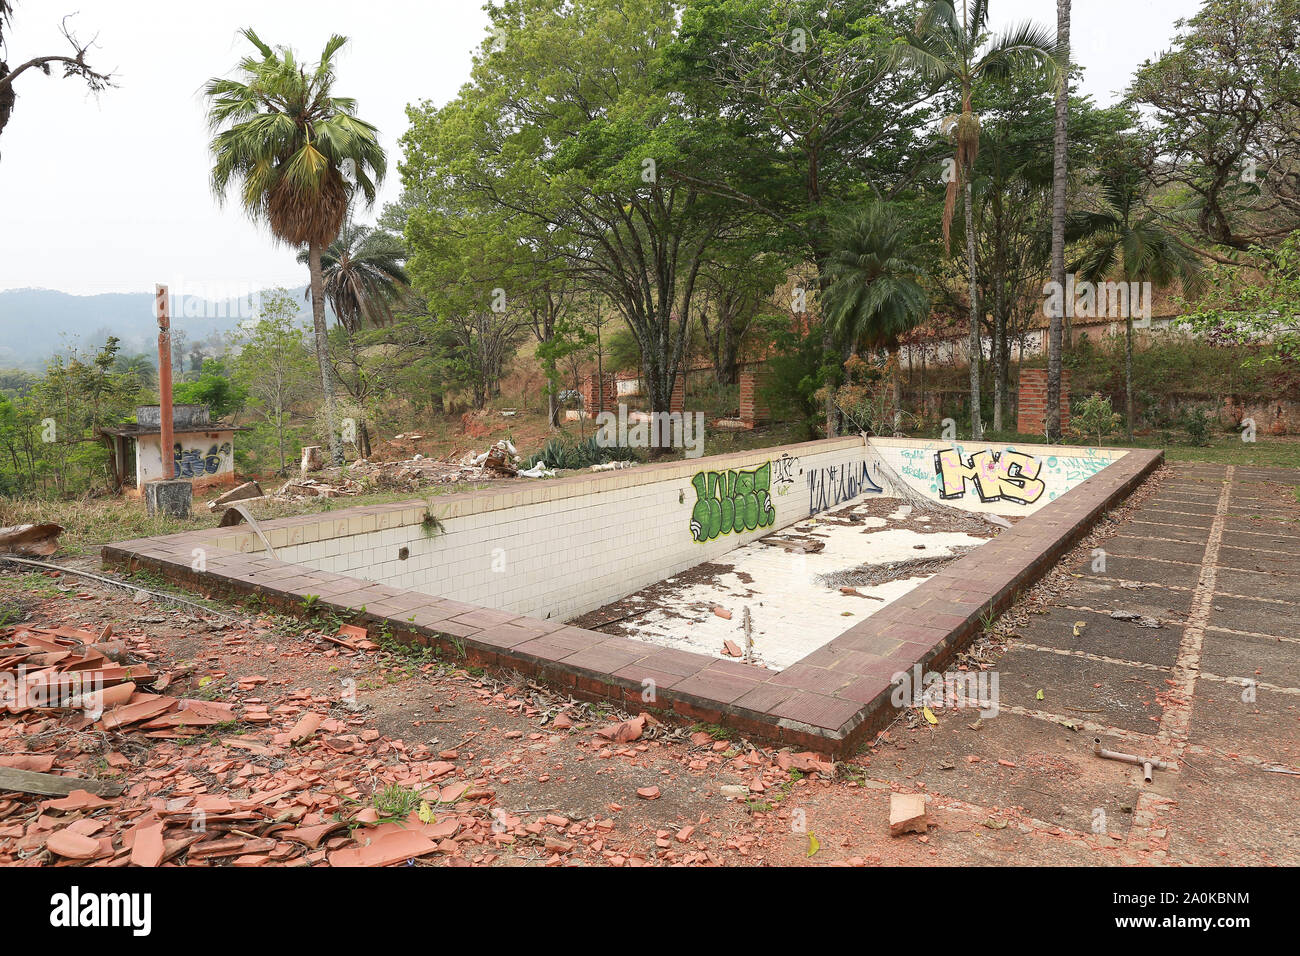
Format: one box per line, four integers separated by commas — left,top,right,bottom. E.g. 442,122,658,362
103,436,1162,755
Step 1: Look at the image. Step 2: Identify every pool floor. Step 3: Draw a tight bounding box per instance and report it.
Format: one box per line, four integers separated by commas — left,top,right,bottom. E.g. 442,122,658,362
571,496,999,670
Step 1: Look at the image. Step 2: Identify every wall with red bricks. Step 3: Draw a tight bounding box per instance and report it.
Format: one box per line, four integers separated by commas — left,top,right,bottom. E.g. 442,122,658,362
669,376,686,414
581,373,618,416
1017,368,1071,436
739,368,770,428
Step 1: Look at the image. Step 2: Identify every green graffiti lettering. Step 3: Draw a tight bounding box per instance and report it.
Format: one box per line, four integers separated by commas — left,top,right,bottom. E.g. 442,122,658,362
689,461,776,542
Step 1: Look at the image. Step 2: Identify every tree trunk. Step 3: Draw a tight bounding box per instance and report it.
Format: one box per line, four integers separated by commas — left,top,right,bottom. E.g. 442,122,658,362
277,410,286,475
308,242,342,465
992,312,1004,433
1046,0,1071,442
964,179,983,440
823,322,837,438
920,351,927,426
719,324,740,386
890,344,903,434
1125,314,1134,441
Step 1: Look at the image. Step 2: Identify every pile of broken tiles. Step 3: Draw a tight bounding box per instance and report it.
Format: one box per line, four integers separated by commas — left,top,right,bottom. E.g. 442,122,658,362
0,623,535,867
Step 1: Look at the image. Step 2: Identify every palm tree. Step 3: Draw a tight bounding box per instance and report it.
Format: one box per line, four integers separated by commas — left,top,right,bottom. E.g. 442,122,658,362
296,221,409,333
1067,163,1203,440
204,29,385,466
897,0,1060,440
820,204,931,433
295,221,409,458
1046,0,1071,441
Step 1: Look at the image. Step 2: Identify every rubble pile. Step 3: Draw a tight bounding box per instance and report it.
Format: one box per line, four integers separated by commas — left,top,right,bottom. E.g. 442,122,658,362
0,622,535,867
275,475,363,500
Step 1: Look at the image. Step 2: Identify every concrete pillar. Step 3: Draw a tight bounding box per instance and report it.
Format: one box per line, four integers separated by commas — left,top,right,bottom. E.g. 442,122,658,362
146,479,192,519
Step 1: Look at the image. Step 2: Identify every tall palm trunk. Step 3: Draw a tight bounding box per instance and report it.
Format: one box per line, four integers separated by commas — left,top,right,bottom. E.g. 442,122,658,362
308,241,341,465
1124,314,1134,442
823,322,837,438
889,343,903,434
992,309,1005,432
963,177,982,440
1046,0,1071,441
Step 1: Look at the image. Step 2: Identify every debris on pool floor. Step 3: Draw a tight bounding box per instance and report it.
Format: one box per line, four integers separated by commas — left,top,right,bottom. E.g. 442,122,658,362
570,496,1004,670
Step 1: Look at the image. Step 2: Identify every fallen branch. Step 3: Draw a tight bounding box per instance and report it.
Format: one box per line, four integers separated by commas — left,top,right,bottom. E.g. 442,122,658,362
0,766,124,798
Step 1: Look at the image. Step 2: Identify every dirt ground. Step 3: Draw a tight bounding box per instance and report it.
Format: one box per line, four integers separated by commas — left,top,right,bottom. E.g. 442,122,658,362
1,461,1296,867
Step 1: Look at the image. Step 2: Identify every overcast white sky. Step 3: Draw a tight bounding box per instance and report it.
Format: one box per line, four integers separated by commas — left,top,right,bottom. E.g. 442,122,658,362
0,0,1203,296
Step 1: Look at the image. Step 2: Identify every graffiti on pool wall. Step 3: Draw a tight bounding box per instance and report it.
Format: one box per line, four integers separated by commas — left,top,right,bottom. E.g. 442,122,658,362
773,453,799,495
690,461,777,542
808,460,883,515
934,447,1045,505
173,442,231,479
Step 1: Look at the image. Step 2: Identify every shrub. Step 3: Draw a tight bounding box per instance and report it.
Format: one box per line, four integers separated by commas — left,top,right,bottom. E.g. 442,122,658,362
1177,403,1216,446
524,435,639,470
1070,392,1121,446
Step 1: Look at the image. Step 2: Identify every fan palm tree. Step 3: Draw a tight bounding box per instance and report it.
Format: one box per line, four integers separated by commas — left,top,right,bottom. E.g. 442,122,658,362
896,0,1060,440
296,221,409,458
296,221,409,333
821,203,931,432
204,29,385,466
1067,164,1203,440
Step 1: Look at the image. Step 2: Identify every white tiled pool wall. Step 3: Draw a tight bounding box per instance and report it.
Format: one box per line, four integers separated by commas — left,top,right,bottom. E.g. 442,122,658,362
870,437,1127,515
214,436,1123,621
260,437,879,621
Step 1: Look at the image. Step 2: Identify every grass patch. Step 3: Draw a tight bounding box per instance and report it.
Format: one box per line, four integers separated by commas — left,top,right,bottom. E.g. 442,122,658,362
974,429,1300,469
691,721,736,741
0,482,490,555
370,783,427,822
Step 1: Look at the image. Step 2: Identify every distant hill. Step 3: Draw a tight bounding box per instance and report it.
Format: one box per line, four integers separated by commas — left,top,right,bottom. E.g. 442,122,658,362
0,286,332,369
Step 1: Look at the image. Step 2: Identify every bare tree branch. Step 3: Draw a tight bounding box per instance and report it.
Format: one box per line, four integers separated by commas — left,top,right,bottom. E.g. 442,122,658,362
0,13,114,144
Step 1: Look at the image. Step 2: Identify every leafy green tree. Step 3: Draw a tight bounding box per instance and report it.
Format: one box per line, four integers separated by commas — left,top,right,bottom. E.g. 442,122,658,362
695,235,788,386
896,0,1060,439
405,204,533,410
1184,231,1300,371
1127,0,1300,251
401,0,730,423
233,289,315,475
960,71,1130,431
666,0,935,435
1067,159,1204,439
287,221,412,455
173,358,247,420
19,338,142,495
205,29,386,466
113,353,158,391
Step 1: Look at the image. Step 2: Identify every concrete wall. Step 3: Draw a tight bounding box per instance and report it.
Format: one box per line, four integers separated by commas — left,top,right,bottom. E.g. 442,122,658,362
135,429,236,492
870,436,1126,516
251,437,880,622
213,434,1126,622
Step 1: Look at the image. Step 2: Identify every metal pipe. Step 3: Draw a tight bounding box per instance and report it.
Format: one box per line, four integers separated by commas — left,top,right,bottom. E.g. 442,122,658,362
224,504,278,560
0,555,243,622
1092,737,1176,782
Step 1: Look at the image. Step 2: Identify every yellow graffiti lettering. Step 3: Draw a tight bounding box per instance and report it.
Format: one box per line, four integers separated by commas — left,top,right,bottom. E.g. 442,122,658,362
934,448,1046,506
